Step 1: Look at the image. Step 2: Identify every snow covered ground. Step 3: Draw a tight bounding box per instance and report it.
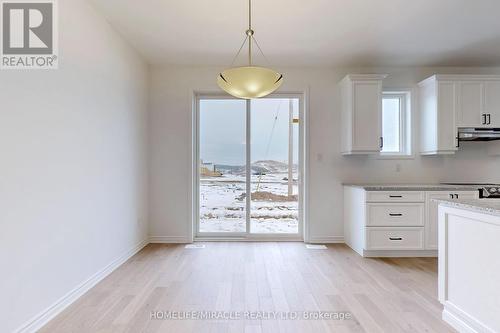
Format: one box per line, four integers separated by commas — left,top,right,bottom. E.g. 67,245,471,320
199,172,299,234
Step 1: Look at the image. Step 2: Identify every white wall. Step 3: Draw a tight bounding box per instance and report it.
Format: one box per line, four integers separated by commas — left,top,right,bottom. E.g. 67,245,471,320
149,65,500,242
0,0,149,332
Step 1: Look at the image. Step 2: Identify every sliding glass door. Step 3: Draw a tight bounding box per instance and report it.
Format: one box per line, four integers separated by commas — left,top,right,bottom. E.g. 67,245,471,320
250,98,299,234
198,99,247,233
196,95,302,239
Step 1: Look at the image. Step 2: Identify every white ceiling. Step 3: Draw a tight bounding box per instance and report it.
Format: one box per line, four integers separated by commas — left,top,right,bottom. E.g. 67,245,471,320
90,0,500,67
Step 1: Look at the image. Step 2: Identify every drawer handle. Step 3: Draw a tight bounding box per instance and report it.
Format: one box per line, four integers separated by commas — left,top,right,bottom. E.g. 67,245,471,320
389,213,403,217
389,195,403,198
389,237,403,241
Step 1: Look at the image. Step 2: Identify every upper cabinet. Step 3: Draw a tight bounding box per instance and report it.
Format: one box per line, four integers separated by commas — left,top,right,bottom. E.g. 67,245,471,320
457,80,483,127
340,74,387,155
419,75,500,155
418,76,459,155
457,78,500,127
484,81,500,127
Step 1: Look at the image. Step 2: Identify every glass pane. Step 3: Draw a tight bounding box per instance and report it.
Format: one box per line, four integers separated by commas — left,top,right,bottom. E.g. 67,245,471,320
199,99,246,233
382,97,401,153
250,98,299,234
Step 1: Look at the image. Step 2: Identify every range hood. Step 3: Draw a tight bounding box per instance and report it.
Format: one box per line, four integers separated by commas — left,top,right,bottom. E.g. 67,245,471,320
458,128,500,141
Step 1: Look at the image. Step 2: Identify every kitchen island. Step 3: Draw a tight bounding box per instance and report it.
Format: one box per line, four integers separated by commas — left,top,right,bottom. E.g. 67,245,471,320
437,199,500,333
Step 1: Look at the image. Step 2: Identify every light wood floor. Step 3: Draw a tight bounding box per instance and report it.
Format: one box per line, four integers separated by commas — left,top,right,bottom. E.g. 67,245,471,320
41,243,455,333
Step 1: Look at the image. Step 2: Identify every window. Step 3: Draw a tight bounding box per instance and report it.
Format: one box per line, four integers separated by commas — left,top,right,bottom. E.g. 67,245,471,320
381,92,411,157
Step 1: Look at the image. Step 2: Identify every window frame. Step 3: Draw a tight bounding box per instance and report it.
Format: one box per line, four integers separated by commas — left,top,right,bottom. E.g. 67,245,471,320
379,90,412,159
193,92,306,241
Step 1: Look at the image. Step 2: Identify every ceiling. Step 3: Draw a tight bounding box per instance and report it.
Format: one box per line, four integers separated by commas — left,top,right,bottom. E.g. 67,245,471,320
90,0,500,67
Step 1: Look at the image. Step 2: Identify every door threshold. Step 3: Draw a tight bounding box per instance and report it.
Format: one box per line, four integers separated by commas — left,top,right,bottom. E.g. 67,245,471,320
194,236,304,242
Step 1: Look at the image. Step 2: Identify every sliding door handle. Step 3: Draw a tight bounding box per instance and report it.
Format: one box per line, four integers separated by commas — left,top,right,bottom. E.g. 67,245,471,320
487,114,491,125
380,137,384,149
482,114,487,125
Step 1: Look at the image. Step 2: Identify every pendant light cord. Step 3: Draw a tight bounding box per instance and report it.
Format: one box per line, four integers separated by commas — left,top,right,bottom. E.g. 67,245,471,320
248,0,252,66
253,37,271,66
230,35,249,67
228,0,272,68
248,0,252,31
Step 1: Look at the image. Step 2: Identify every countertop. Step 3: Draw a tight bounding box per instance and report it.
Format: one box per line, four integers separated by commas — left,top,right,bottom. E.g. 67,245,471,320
436,199,500,217
343,183,482,191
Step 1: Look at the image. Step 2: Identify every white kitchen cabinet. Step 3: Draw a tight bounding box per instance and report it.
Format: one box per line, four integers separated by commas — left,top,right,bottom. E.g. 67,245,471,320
366,227,424,250
425,191,478,250
457,79,500,127
366,203,425,227
344,186,434,257
419,76,458,155
484,80,500,126
438,203,500,333
344,186,480,257
457,81,483,127
419,75,500,155
340,74,387,155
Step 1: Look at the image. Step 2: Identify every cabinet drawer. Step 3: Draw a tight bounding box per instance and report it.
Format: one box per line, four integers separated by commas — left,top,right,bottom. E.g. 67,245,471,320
366,191,425,202
365,227,424,250
367,203,424,226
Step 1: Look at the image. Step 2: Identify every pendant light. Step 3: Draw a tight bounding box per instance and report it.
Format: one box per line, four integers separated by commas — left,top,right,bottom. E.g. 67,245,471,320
217,0,283,99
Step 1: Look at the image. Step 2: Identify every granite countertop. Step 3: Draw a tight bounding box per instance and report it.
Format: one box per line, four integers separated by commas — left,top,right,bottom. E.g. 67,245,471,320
343,184,482,191
436,199,500,217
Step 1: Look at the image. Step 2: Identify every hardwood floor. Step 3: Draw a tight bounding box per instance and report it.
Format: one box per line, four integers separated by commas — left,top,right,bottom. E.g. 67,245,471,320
40,243,454,333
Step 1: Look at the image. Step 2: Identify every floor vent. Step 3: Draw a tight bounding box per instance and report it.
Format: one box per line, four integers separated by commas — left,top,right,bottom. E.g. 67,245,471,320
185,244,206,249
305,244,327,250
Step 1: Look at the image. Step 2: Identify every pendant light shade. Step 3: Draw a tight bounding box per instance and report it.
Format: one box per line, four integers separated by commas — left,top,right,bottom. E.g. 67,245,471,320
217,0,283,99
218,66,283,99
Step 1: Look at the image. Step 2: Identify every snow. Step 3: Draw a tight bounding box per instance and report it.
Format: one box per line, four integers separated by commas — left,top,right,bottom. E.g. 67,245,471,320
199,171,299,234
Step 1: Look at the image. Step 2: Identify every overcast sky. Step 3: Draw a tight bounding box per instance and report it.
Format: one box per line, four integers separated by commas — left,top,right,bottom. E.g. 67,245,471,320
200,98,299,165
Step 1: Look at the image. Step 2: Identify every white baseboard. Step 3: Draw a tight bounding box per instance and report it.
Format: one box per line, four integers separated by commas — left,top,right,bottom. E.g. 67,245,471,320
442,302,495,333
362,249,438,258
15,239,149,333
307,236,344,244
149,236,192,243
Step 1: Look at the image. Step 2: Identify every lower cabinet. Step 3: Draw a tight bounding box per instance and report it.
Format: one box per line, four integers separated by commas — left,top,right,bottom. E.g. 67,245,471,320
344,186,478,257
425,191,479,250
366,227,424,250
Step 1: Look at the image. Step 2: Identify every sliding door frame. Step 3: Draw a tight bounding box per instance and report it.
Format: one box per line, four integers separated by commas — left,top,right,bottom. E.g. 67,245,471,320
193,92,306,241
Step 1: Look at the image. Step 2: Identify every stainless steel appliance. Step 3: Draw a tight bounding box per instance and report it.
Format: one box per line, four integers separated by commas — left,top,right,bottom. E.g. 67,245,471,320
458,128,500,142
443,183,500,198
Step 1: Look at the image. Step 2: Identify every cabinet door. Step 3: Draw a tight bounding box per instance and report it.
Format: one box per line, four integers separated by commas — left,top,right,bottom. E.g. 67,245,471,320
484,81,500,126
425,191,478,250
437,82,458,152
352,82,382,152
457,81,483,127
